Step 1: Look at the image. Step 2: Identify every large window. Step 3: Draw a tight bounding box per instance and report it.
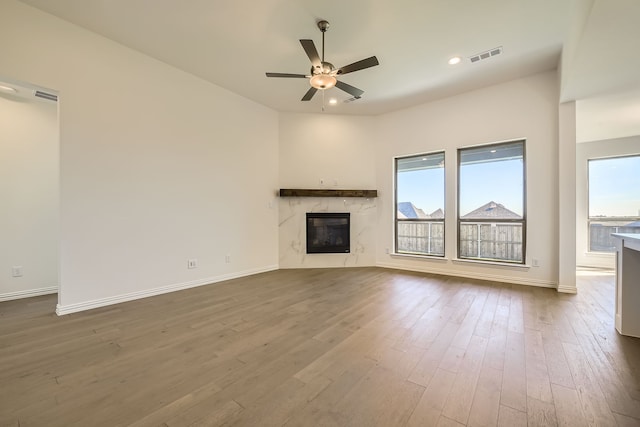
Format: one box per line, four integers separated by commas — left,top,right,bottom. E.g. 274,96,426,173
395,152,445,256
588,155,640,252
458,140,525,264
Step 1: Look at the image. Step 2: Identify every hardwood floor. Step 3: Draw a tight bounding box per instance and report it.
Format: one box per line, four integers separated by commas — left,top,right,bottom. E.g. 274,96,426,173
1,268,639,426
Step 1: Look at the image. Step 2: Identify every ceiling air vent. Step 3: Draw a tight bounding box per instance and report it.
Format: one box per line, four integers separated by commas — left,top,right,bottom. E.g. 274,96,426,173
34,90,58,102
469,46,503,64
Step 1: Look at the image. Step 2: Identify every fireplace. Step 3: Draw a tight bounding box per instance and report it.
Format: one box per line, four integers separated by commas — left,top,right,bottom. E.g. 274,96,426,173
306,212,350,254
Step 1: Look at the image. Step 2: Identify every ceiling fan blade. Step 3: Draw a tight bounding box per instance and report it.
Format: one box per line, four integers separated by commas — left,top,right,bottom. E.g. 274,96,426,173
265,72,308,78
335,80,364,98
337,56,379,75
300,39,321,70
301,87,318,101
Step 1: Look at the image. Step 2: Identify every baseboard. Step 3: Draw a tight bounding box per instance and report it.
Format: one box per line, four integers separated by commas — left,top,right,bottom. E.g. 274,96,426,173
556,284,578,294
0,286,58,302
376,261,558,289
55,264,279,316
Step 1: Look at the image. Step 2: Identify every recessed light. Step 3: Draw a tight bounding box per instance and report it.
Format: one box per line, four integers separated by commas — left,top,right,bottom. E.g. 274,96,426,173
490,149,497,153
448,56,461,65
328,98,338,105
0,84,17,93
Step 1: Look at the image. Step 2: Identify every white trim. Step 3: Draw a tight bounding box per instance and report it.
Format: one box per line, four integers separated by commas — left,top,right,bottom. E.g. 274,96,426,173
557,284,578,294
0,286,57,302
55,265,278,316
452,258,531,269
390,253,449,262
376,261,557,289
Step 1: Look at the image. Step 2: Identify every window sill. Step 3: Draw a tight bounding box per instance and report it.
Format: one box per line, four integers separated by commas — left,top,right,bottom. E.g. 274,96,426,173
584,252,615,258
390,252,449,262
388,253,532,269
452,258,531,270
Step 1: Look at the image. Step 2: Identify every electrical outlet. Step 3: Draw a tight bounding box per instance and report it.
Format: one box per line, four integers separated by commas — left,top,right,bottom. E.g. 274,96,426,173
319,178,325,186
187,259,198,269
532,258,540,267
225,255,231,264
385,248,390,254
12,266,23,277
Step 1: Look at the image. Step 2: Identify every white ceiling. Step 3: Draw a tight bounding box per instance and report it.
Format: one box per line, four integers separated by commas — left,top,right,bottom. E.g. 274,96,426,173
14,0,640,125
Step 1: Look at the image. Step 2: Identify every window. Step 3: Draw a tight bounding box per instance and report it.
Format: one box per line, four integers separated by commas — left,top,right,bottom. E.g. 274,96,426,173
395,152,445,256
588,155,640,252
458,140,525,263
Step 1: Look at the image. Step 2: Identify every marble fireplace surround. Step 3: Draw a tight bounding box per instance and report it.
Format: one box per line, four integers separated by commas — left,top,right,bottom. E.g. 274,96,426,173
278,189,377,268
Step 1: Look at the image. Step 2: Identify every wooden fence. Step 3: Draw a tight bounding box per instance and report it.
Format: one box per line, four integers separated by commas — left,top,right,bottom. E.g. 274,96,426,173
589,224,640,252
397,220,523,262
397,221,444,256
459,223,522,262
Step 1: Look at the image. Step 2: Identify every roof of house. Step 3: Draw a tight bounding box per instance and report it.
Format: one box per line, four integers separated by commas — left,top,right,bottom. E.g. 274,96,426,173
397,202,430,219
461,201,521,219
429,208,444,219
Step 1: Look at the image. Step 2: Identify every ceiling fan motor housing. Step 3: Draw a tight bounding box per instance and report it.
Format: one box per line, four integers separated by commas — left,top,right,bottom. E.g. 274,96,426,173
310,62,335,76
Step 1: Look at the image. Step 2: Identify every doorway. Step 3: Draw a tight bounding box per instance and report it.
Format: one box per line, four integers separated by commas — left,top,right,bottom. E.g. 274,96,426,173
0,76,59,303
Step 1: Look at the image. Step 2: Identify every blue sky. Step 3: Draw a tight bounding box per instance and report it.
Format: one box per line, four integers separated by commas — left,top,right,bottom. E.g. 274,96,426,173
397,167,444,215
589,156,640,217
459,159,523,216
399,155,640,219
397,159,524,216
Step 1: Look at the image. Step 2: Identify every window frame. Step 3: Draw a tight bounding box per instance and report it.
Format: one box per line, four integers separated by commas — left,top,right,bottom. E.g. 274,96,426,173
456,139,527,264
394,150,446,257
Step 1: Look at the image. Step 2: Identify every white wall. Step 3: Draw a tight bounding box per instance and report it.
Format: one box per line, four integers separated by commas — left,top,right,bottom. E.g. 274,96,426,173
0,93,58,300
576,135,640,268
0,1,279,313
558,101,577,293
279,113,377,267
376,71,561,288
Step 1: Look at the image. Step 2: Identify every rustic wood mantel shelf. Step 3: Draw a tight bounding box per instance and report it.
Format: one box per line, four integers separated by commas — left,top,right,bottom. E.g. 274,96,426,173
279,189,377,198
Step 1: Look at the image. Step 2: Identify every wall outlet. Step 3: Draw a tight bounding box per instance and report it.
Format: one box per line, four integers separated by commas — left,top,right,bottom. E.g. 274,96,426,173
225,254,231,263
12,266,23,277
532,258,540,267
319,178,325,186
385,248,390,254
187,259,198,269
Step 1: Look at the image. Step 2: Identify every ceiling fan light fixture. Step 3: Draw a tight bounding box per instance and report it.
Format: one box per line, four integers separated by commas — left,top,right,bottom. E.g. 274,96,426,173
310,74,337,90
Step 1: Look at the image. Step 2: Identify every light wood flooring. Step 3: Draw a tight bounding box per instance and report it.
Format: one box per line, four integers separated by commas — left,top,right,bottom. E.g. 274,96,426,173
1,268,639,426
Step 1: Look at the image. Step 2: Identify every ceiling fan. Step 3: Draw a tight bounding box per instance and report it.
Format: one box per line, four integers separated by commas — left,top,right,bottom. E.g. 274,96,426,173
265,20,379,102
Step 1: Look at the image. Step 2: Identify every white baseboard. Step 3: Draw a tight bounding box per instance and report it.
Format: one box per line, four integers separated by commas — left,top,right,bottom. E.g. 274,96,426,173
376,261,558,289
0,286,58,302
55,265,279,316
557,284,578,294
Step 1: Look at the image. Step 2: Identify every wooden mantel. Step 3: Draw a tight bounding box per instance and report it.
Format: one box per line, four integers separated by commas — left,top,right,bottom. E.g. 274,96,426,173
279,189,377,198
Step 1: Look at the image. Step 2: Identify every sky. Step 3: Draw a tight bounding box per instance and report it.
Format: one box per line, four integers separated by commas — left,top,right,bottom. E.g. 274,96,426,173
397,159,524,216
397,167,444,215
399,155,640,219
589,155,640,217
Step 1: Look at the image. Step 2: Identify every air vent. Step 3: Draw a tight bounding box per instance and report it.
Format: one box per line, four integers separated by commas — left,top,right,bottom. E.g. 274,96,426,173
469,46,503,64
34,90,58,102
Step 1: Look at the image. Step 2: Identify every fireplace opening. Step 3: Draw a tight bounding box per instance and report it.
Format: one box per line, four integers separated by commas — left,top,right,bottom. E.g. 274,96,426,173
306,212,350,254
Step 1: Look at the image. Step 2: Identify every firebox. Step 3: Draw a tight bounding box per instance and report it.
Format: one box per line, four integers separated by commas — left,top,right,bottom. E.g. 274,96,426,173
306,212,350,254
